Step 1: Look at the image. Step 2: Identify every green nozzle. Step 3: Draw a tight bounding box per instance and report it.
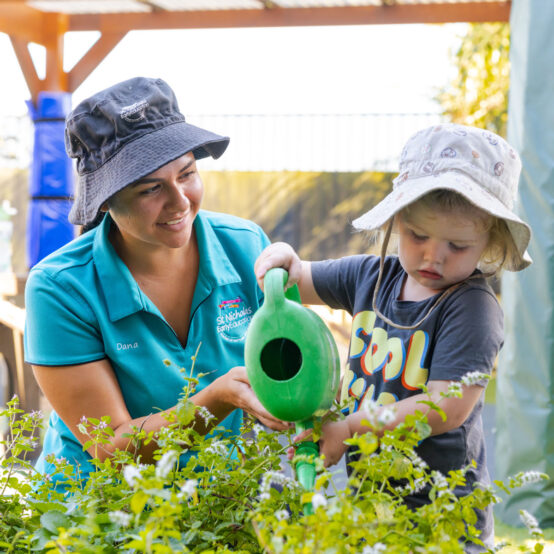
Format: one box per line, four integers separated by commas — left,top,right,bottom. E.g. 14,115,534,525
295,440,318,492
294,421,318,515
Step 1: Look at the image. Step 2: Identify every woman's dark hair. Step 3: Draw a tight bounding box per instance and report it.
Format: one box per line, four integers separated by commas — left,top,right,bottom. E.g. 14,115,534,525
79,211,106,235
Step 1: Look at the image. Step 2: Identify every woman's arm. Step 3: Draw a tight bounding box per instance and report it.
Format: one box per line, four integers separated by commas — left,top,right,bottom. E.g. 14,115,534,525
33,360,289,464
254,242,323,305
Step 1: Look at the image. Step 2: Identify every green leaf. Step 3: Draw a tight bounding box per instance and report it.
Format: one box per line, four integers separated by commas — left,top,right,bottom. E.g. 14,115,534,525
493,479,511,494
30,528,53,551
28,501,67,515
40,510,70,534
130,491,148,514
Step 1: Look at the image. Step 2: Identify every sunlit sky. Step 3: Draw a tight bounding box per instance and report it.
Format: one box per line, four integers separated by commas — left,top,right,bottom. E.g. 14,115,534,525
0,23,466,117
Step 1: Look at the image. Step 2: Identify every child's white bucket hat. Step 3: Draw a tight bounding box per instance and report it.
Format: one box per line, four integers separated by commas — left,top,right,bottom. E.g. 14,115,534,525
352,124,532,271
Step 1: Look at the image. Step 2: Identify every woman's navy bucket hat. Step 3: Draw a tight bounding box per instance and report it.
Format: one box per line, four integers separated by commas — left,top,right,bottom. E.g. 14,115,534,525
65,76,230,226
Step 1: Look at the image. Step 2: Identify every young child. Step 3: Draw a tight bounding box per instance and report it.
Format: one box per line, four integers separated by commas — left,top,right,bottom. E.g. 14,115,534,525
254,124,532,552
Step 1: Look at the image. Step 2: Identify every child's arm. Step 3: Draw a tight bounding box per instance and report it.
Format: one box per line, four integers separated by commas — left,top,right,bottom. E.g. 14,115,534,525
254,242,324,305
293,379,484,467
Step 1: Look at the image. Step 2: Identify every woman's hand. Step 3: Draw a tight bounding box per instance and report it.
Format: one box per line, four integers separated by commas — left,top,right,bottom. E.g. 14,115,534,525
287,418,351,468
219,366,291,431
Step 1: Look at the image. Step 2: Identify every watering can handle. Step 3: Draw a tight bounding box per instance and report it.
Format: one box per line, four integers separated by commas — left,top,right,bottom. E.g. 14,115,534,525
264,268,302,307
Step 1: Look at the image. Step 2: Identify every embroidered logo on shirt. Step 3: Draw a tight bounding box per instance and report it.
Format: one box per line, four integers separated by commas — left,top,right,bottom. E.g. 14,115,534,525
218,297,242,310
216,296,253,343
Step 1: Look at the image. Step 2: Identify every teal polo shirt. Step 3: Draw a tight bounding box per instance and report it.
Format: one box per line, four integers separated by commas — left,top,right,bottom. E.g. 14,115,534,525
24,210,269,481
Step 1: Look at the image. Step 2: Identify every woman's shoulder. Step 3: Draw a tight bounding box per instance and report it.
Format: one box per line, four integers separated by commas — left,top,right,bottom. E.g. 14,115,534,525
199,210,264,235
27,231,96,288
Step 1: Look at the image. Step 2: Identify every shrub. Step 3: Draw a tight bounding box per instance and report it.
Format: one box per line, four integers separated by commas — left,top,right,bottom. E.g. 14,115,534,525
0,371,547,553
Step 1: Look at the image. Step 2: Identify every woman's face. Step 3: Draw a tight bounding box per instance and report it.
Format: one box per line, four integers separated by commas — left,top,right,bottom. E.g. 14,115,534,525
105,152,203,252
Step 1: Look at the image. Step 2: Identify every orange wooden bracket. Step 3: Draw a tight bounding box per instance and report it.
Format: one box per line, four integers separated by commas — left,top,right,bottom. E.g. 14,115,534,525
1,5,126,104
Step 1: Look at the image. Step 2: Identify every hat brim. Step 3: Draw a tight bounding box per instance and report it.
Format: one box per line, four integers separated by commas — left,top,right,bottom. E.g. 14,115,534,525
352,171,532,271
69,120,229,226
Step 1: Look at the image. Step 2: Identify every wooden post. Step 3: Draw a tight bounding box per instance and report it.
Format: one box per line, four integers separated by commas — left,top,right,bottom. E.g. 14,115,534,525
0,277,40,413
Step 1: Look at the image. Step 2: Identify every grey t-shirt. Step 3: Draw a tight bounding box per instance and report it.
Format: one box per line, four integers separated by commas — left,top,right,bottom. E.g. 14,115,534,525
311,255,503,543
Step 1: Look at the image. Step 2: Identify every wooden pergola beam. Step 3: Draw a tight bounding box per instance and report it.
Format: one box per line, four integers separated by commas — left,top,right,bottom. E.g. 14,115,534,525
43,12,69,92
9,35,42,101
3,17,127,102
68,2,510,32
68,31,128,92
0,0,511,104
0,2,43,43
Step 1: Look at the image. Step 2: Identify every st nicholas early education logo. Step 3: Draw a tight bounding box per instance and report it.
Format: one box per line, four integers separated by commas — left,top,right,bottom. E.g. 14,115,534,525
216,296,253,342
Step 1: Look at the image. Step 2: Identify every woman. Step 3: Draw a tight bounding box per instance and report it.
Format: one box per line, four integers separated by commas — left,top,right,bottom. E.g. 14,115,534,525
24,77,287,484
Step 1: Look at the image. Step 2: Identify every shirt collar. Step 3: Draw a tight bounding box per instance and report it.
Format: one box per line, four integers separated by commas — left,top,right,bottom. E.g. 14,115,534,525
93,211,241,322
93,214,145,322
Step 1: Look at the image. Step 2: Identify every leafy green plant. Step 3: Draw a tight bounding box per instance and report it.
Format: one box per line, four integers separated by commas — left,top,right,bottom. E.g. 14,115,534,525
436,23,510,137
0,366,548,553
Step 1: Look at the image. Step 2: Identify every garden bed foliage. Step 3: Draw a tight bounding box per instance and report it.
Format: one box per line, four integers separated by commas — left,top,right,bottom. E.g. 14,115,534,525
0,364,548,554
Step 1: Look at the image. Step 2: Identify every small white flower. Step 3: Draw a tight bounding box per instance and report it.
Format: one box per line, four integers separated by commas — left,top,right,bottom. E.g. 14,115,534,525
155,450,179,479
258,469,298,501
447,382,463,396
361,400,381,426
519,509,541,534
30,410,43,419
205,441,228,457
179,479,197,499
408,453,428,470
253,423,265,437
431,470,450,497
196,406,214,426
123,465,142,487
258,492,270,501
403,477,426,494
109,510,132,527
362,543,387,554
311,492,327,510
96,421,108,429
80,415,88,424
519,471,544,485
377,405,396,425
275,509,289,521
460,371,489,386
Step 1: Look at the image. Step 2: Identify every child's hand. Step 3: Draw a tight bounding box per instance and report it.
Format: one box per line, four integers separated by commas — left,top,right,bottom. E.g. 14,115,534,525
288,419,351,468
255,242,303,292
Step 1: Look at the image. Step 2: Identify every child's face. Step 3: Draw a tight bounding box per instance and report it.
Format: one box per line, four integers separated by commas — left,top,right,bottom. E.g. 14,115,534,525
396,205,490,300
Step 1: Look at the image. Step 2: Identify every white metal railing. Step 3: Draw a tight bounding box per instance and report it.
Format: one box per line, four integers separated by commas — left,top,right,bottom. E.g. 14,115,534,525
0,112,443,172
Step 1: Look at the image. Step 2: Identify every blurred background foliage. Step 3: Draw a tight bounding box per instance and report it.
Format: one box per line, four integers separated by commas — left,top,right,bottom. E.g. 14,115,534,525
202,170,391,260
436,23,510,137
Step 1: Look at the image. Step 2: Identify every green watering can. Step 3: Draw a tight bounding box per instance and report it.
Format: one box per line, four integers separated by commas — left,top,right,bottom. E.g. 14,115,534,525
245,268,341,513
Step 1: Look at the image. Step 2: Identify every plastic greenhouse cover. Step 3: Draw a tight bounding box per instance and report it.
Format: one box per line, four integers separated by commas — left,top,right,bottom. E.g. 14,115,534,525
496,0,554,528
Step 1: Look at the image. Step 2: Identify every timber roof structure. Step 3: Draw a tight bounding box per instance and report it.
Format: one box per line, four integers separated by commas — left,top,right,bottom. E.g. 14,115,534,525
0,0,511,102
